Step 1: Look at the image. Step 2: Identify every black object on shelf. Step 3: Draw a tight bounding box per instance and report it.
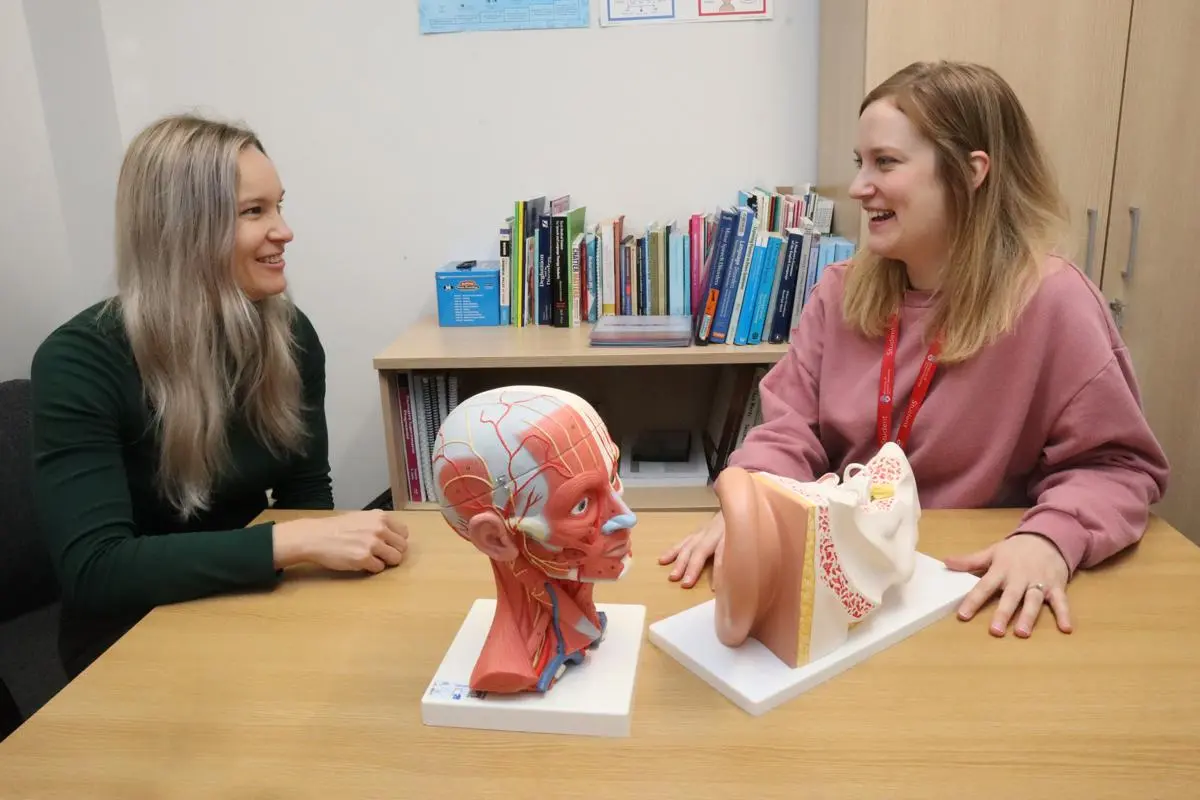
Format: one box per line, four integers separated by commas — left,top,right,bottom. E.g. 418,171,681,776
630,429,693,463
363,489,393,511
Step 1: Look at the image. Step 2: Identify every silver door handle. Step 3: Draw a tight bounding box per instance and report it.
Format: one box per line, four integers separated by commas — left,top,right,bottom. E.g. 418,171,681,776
1084,207,1097,278
1122,207,1140,280
1109,298,1125,329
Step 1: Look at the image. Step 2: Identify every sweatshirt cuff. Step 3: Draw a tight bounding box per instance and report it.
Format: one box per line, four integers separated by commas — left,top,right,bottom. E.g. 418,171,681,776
244,522,286,581
1011,508,1089,577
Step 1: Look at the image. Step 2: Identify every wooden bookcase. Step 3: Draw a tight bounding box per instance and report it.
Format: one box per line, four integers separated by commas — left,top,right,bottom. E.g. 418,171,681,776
374,316,788,512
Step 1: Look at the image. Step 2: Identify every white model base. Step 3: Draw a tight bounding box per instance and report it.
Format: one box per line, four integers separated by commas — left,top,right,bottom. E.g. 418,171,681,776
648,552,980,716
421,599,646,737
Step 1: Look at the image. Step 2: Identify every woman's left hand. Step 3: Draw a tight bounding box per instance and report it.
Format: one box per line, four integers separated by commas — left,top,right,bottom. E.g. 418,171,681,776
944,533,1072,638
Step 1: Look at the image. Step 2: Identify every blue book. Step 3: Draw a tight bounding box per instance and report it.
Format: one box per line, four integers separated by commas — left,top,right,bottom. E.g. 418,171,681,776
733,240,766,345
693,208,738,344
709,206,756,343
801,232,823,307
748,233,783,344
671,231,691,316
586,231,598,322
767,228,807,344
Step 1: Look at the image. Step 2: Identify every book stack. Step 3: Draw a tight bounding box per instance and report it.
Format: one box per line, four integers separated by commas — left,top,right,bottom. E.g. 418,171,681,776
494,185,854,345
588,315,694,347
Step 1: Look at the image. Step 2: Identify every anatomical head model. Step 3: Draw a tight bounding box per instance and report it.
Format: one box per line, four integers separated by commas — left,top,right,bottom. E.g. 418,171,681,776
431,385,636,694
712,442,920,668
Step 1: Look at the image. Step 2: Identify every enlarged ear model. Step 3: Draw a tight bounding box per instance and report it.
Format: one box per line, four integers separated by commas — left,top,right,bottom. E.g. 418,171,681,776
712,466,783,648
832,442,920,605
712,443,921,669
467,510,519,562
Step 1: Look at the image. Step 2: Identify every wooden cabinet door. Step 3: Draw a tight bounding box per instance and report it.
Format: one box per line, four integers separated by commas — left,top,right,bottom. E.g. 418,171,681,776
862,0,1132,283
1100,0,1200,542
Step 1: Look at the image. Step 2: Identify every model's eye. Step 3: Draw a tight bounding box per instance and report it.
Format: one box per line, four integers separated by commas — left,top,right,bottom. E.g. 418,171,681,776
570,497,589,516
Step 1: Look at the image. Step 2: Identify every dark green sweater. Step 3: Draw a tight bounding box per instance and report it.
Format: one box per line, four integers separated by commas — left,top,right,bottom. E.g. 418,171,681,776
30,300,333,676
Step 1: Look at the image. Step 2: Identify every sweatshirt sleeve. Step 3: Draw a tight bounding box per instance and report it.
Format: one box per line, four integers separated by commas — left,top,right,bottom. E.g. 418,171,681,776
30,327,283,616
1016,347,1169,576
725,276,832,482
270,309,334,509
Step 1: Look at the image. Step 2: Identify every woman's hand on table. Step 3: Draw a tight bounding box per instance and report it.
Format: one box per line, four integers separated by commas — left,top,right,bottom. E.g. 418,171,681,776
945,532,1072,638
658,511,725,590
273,510,409,573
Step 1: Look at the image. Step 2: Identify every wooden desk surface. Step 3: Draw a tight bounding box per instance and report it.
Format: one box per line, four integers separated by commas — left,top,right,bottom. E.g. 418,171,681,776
2,509,1198,798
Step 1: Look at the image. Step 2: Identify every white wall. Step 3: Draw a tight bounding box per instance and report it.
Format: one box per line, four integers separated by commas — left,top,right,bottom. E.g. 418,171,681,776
0,1,74,380
22,0,124,302
7,0,820,508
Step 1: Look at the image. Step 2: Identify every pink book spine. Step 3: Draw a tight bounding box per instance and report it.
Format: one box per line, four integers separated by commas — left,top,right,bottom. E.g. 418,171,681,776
690,213,704,316
396,382,423,503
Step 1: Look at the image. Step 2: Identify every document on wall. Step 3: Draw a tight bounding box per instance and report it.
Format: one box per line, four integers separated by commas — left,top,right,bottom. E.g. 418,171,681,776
419,0,591,34
600,0,772,26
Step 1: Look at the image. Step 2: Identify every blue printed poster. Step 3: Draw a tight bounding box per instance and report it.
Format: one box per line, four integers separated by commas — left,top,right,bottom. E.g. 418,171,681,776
419,0,592,34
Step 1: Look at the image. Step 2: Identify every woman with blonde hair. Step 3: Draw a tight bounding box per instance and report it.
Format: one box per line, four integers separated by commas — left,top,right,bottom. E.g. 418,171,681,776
660,61,1169,639
30,113,408,678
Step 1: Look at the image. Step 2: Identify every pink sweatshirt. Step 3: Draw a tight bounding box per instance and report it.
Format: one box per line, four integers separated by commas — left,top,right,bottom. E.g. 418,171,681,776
727,256,1169,575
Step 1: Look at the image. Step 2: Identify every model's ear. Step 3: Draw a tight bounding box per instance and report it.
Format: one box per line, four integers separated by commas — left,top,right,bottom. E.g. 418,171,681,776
467,511,518,561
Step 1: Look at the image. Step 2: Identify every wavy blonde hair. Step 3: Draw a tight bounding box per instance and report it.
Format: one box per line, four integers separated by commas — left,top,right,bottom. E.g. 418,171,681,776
842,61,1070,364
108,113,307,518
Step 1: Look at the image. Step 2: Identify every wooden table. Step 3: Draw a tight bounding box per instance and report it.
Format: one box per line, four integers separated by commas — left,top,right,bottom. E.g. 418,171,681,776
1,509,1198,798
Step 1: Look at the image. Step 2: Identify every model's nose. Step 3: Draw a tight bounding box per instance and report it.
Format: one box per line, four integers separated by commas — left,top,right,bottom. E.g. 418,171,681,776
603,511,636,533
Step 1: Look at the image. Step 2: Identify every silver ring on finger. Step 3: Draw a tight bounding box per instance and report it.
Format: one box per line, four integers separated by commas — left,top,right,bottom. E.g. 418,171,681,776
1028,581,1047,600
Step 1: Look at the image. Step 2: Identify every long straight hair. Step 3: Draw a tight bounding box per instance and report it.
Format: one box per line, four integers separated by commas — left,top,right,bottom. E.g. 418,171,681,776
842,61,1070,364
109,113,307,519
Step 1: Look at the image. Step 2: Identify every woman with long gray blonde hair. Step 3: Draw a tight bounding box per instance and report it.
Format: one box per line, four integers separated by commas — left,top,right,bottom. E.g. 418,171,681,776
661,61,1168,642
31,113,409,678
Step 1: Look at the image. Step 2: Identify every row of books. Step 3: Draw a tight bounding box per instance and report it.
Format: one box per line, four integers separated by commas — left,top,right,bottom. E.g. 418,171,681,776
497,185,855,344
694,195,854,347
394,370,460,505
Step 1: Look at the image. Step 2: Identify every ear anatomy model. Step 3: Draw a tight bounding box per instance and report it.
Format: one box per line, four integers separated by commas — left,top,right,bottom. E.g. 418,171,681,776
712,442,920,668
431,386,637,694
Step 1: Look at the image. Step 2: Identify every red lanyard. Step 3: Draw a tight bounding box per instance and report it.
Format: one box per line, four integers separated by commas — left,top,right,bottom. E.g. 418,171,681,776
877,313,941,450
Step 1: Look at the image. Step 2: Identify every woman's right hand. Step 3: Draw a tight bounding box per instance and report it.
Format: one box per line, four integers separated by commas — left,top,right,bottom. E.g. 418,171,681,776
657,511,725,589
272,510,409,573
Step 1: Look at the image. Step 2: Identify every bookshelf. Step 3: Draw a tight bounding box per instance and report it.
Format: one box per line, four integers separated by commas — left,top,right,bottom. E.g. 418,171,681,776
374,315,788,512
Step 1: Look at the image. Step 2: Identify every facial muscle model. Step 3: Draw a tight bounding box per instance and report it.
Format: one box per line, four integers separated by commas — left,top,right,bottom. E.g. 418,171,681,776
431,386,637,693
